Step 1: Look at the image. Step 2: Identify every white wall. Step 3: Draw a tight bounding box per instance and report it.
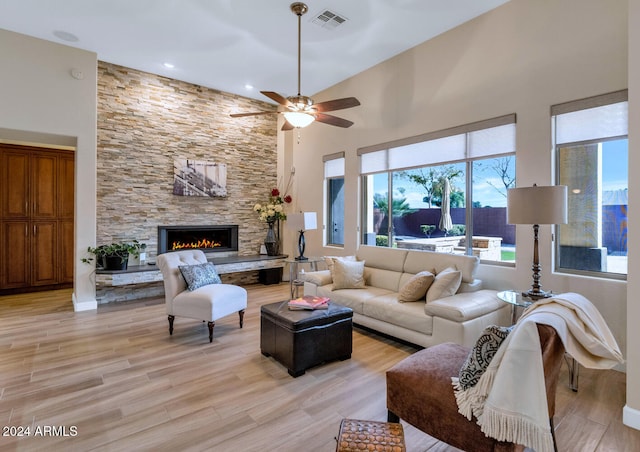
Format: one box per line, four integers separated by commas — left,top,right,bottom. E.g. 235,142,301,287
0,30,98,310
624,0,640,431
280,0,635,425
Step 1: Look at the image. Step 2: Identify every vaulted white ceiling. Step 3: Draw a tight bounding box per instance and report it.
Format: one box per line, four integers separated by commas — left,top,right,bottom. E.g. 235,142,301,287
0,0,509,102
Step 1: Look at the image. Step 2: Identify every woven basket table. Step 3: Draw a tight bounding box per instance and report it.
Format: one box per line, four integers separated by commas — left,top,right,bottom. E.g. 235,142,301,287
336,418,406,451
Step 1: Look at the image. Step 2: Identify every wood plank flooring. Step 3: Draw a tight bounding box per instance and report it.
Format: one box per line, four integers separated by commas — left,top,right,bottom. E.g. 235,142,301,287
0,284,638,451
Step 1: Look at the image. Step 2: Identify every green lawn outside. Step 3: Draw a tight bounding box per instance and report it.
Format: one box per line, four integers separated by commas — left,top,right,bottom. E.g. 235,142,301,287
501,250,516,261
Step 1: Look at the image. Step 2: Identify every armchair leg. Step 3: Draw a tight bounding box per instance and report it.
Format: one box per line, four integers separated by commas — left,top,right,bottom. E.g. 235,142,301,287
239,309,245,328
207,321,215,343
168,315,175,335
387,410,400,423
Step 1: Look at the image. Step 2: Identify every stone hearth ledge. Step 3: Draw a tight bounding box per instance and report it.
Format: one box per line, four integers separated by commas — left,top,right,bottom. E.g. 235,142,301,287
95,254,287,287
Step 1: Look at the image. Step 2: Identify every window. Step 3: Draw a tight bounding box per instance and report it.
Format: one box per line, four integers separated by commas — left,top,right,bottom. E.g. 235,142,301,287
552,90,628,277
324,153,345,246
359,115,516,263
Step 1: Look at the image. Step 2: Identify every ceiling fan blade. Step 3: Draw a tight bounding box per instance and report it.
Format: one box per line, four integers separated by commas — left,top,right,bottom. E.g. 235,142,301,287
281,120,295,131
315,112,354,128
313,97,361,113
261,91,291,107
230,111,277,118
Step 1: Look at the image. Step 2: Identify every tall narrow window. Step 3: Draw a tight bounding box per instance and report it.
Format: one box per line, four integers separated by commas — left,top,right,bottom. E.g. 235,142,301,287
359,115,516,263
552,90,628,277
324,153,345,247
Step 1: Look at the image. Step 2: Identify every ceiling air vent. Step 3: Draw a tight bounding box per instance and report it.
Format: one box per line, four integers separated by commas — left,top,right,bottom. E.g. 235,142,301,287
311,9,348,30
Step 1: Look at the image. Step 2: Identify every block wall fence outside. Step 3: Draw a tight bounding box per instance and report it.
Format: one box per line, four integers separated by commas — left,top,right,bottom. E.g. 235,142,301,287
96,62,281,263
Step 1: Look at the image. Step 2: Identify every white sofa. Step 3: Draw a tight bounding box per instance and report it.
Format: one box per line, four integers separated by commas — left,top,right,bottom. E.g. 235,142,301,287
302,245,510,348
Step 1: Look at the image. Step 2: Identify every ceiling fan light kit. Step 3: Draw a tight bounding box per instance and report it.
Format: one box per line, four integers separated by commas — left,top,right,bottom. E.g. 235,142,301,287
283,111,315,128
230,2,360,130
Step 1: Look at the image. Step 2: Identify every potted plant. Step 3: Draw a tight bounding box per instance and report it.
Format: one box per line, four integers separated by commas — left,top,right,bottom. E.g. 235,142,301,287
82,240,145,270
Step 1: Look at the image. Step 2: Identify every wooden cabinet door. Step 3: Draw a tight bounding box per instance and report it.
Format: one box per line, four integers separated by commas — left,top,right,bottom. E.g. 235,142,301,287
1,146,75,291
1,221,30,289
1,150,29,218
31,152,57,219
58,153,75,219
59,220,74,283
31,221,57,286
57,153,75,284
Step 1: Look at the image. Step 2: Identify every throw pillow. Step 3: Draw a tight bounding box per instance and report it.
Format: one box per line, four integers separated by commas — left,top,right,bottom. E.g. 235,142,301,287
324,255,357,276
458,325,513,390
178,262,222,291
425,266,462,303
332,259,366,290
398,271,435,302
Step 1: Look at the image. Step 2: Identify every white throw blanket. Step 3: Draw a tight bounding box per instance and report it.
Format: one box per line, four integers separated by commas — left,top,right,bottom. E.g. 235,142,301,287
452,292,623,452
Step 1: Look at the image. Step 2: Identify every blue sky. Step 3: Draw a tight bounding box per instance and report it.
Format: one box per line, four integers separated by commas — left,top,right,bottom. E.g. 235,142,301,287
602,139,628,191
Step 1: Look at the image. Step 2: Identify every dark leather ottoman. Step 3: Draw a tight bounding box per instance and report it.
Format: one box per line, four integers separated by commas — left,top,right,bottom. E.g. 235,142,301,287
260,300,353,377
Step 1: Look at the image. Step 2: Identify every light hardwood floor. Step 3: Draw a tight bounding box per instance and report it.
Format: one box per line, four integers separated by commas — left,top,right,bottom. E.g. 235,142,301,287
0,284,638,451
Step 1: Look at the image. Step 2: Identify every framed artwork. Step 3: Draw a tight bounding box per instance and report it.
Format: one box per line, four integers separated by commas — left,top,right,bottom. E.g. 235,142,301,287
173,158,227,197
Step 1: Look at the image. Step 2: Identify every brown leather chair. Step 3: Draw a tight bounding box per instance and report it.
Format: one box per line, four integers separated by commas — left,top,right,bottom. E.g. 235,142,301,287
386,323,564,451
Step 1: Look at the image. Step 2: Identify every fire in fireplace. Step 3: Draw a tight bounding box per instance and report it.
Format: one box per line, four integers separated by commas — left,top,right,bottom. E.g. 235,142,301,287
158,225,239,255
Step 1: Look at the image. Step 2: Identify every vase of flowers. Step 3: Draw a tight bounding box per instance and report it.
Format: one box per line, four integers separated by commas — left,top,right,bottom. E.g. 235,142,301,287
254,188,292,256
264,220,278,256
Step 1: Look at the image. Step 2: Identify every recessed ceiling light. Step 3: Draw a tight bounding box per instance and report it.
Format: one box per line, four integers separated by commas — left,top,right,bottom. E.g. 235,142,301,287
53,30,79,42
244,84,254,91
163,62,175,69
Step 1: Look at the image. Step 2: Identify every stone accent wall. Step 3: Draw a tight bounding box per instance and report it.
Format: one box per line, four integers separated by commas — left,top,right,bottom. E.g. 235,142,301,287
96,62,280,263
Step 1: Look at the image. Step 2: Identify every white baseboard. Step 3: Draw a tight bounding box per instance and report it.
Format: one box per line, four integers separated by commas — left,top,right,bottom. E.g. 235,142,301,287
623,405,640,431
72,292,97,311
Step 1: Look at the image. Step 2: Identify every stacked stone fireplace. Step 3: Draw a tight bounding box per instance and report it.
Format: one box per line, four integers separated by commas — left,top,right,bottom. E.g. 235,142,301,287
158,225,239,257
96,224,285,304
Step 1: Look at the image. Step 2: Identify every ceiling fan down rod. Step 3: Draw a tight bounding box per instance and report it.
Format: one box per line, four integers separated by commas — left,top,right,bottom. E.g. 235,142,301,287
291,2,308,97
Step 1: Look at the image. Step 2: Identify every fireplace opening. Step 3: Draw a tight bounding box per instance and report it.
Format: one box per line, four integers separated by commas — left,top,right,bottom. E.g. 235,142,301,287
158,225,238,255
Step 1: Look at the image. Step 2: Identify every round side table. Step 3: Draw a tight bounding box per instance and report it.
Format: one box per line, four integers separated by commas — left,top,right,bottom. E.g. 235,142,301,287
496,290,534,324
286,257,322,298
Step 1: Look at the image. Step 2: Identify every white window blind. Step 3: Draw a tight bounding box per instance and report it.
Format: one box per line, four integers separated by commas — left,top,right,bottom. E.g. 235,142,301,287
323,152,344,178
359,114,515,174
359,149,388,174
555,102,628,144
388,134,466,170
468,123,516,158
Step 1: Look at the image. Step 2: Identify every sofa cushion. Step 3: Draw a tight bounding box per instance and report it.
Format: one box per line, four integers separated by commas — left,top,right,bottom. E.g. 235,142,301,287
363,293,433,335
318,285,394,315
365,267,403,292
178,262,221,291
356,245,407,272
426,267,462,303
458,325,513,390
332,259,366,289
424,290,503,322
398,271,435,302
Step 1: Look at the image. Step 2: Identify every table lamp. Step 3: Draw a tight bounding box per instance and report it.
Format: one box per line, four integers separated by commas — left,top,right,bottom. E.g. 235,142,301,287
507,184,568,299
287,212,317,260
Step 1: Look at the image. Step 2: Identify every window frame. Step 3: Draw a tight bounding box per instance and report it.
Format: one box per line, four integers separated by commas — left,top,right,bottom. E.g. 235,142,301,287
323,152,345,248
358,115,517,264
551,90,628,280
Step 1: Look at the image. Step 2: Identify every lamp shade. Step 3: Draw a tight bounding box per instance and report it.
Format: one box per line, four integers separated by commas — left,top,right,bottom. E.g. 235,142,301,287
287,212,317,231
507,185,568,225
283,111,315,128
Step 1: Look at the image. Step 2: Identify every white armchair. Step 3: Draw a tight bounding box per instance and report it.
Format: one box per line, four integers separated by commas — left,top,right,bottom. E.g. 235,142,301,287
156,250,247,342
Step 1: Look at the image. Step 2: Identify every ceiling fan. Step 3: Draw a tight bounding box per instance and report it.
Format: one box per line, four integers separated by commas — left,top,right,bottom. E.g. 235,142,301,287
230,2,360,131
